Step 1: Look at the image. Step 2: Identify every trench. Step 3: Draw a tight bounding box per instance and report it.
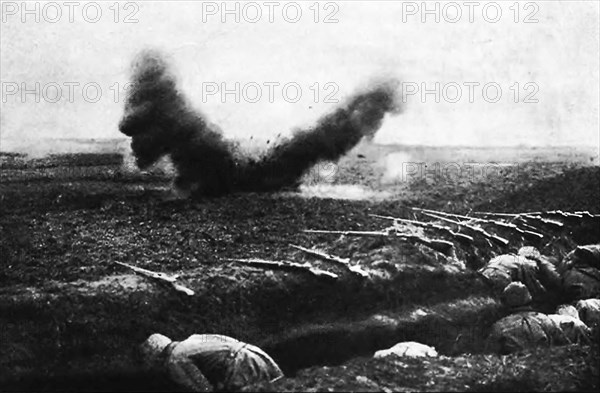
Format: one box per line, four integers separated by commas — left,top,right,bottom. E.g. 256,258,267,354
2,306,501,392
0,263,503,392
260,298,502,376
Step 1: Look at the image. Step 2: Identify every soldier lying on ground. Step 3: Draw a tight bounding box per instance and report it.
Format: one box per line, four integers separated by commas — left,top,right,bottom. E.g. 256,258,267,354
487,283,591,354
479,247,562,306
547,305,592,345
559,244,600,300
140,333,283,392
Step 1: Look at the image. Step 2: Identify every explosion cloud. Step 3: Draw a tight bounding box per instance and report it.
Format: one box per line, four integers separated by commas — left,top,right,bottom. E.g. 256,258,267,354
119,50,401,197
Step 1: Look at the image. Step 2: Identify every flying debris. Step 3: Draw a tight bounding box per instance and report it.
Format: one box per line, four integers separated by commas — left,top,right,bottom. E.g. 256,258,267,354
119,49,401,197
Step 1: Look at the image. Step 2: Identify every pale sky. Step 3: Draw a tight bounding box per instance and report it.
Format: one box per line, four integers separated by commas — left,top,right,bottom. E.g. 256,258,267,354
1,1,599,151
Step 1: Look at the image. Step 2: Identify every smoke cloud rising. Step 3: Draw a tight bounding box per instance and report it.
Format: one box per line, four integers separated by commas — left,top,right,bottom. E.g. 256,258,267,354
119,50,401,197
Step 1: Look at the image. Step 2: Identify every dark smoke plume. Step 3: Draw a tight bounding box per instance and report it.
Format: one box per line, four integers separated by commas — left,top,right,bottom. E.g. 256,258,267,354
119,50,401,197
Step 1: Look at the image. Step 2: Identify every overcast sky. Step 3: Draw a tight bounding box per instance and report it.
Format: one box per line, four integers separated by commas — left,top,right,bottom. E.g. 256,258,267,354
1,1,598,150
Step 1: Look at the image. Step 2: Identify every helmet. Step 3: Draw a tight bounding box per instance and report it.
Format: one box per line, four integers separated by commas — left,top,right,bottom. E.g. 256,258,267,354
140,333,172,367
501,282,532,307
556,304,579,319
518,247,542,260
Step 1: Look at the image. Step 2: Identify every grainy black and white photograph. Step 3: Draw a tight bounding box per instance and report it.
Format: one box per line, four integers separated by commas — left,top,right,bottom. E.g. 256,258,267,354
1,1,599,391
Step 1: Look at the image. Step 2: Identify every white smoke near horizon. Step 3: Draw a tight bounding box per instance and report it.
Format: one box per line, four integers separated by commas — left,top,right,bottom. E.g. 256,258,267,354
295,184,391,201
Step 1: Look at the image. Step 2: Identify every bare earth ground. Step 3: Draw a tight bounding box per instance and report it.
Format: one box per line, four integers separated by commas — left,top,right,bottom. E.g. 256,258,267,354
0,142,599,392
